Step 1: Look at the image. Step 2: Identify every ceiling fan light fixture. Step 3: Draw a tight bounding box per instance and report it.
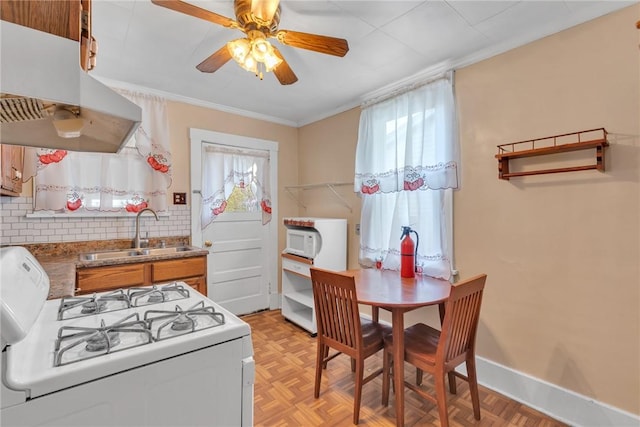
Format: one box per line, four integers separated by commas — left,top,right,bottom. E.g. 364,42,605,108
152,0,348,85
251,37,270,62
227,38,251,63
263,48,282,72
252,38,281,72
242,54,258,74
227,34,281,78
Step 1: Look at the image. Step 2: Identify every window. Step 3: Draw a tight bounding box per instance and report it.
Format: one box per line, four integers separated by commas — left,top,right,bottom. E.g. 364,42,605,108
200,144,272,229
354,74,459,280
27,91,172,215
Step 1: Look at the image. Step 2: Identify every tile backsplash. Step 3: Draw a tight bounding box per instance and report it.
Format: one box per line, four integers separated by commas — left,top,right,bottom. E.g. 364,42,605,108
0,197,191,245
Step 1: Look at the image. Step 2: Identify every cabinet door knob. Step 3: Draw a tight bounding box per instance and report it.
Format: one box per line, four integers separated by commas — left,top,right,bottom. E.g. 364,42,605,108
204,240,212,247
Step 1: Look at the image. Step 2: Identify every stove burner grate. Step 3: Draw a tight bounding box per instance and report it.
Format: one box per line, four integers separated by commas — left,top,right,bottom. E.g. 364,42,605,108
128,282,190,307
144,301,225,341
171,314,196,331
85,330,121,352
54,313,152,367
57,290,130,320
81,300,107,315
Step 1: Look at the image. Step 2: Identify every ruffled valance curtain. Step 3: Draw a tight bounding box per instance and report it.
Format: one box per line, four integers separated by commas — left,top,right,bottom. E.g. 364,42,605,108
25,91,172,213
201,145,272,229
354,76,459,195
354,74,459,280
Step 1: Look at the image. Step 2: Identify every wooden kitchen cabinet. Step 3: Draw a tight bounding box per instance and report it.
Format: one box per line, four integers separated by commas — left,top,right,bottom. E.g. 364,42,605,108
0,1,81,41
1,0,96,71
0,144,24,196
76,263,150,294
153,257,207,295
76,255,208,296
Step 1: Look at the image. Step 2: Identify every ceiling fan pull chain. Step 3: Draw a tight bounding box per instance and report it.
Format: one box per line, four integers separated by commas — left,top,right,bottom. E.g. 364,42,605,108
257,63,264,80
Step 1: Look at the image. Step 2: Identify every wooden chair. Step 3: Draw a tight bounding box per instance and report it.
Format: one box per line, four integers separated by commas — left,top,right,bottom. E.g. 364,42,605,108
381,274,487,427
310,267,391,425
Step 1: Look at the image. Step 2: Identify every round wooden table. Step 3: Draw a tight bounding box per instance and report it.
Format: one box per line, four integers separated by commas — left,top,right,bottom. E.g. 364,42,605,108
345,269,451,426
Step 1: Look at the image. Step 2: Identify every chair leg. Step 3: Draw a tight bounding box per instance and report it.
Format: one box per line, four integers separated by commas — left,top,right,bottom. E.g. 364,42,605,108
382,348,390,406
353,358,365,424
351,357,356,372
448,371,457,394
314,343,324,398
416,368,423,386
466,357,481,420
434,371,450,427
323,345,330,369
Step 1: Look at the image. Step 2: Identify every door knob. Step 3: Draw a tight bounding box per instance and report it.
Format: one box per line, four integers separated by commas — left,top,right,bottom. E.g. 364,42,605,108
204,240,212,247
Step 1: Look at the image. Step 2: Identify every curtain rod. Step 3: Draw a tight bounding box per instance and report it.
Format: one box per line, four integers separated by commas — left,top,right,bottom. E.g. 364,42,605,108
361,70,453,110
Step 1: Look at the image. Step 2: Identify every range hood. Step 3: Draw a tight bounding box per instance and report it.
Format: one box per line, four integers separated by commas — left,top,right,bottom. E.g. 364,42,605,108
0,21,141,153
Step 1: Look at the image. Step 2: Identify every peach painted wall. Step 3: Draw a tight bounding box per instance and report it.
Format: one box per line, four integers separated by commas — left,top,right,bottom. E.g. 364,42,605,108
297,5,639,416
454,5,639,414
297,107,362,268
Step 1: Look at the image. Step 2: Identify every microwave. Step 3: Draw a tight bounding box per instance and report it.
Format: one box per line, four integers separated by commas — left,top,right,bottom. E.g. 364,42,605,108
285,229,321,259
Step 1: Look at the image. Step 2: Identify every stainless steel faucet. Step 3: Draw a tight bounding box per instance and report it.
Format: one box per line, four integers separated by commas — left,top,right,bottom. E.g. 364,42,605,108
133,208,159,249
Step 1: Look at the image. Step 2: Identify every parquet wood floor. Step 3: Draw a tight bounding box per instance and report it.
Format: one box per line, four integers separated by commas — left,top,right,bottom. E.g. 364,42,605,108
241,310,568,427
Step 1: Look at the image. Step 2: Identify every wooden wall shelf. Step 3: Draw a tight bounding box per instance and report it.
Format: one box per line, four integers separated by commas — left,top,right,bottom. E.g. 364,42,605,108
495,128,609,180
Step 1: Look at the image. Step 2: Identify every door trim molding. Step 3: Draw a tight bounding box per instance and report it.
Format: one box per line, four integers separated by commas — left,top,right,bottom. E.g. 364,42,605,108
189,128,279,310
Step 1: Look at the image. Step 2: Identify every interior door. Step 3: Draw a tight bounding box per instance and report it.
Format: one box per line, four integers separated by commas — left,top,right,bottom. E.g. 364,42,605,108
202,211,268,315
190,129,279,315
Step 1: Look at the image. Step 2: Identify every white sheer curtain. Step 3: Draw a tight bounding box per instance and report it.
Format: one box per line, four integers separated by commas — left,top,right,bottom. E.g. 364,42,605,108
354,74,459,280
200,145,272,229
26,91,172,213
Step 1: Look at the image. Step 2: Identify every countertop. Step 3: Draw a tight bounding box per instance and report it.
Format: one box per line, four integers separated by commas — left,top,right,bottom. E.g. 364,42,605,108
8,238,207,300
39,247,208,300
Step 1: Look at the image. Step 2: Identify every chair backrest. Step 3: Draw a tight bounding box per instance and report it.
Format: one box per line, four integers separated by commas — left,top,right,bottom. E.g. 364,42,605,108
310,267,362,357
438,274,487,367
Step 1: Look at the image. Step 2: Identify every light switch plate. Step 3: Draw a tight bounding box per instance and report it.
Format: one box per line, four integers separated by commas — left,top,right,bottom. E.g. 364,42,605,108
173,192,186,205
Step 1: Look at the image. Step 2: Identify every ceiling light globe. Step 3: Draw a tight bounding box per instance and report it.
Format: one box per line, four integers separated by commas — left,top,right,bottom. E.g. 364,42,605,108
227,38,251,62
263,51,283,72
241,55,258,74
251,39,271,62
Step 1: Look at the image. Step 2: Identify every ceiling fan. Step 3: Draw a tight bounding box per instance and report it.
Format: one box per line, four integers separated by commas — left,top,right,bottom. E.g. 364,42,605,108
151,0,349,85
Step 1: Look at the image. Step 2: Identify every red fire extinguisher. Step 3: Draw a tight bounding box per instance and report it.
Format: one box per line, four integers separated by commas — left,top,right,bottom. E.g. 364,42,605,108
400,226,419,278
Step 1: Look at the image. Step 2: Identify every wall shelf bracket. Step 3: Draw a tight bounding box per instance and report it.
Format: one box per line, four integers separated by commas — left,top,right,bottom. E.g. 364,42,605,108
284,182,353,212
495,128,609,180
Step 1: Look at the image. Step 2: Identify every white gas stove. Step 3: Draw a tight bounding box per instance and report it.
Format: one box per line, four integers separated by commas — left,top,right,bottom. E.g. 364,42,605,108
0,246,254,427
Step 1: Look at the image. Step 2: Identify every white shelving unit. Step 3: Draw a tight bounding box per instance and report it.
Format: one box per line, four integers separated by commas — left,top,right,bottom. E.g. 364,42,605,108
281,218,347,334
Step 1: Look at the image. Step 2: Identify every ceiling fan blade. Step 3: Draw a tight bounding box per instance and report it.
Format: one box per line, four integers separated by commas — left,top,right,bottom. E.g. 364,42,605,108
196,45,232,73
275,30,348,57
251,0,280,24
272,47,298,85
151,0,238,29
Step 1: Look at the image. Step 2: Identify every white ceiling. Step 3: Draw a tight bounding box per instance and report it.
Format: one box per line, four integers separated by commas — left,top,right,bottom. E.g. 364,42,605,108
90,1,635,127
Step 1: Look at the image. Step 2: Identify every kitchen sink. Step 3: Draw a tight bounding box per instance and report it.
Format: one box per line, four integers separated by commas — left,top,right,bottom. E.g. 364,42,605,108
79,246,195,261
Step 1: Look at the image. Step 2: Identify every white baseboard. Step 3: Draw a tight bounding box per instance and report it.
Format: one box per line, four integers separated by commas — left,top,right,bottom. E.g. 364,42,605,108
466,356,640,427
355,313,640,425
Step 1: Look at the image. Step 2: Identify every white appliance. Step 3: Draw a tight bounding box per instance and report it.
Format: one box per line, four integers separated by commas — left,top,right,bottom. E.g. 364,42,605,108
284,227,321,259
281,218,347,333
1,22,141,153
0,246,254,426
